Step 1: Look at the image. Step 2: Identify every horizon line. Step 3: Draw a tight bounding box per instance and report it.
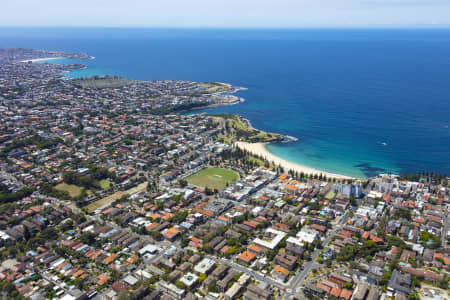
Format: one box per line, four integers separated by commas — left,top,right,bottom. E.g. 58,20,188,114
1,25,450,30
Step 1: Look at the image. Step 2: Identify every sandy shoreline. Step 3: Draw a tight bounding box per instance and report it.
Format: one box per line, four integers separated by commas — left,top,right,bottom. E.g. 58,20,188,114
20,57,63,63
235,141,354,179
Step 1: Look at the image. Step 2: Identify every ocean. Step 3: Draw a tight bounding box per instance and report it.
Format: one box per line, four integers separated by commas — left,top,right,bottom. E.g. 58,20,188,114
1,27,450,178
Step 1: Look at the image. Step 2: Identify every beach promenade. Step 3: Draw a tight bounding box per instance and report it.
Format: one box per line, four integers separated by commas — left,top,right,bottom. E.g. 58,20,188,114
235,141,354,180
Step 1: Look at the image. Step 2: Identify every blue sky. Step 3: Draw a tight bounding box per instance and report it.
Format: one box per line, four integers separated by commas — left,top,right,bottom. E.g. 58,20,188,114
2,0,450,28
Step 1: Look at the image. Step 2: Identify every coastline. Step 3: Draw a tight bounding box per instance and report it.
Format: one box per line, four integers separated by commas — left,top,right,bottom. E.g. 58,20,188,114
20,57,64,63
234,141,355,180
25,56,349,178
17,55,357,179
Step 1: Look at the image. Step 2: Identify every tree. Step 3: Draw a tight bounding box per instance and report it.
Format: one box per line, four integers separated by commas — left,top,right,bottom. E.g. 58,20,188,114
89,165,109,180
439,276,448,289
40,227,58,241
205,187,213,195
173,194,182,203
379,271,392,287
203,243,213,253
23,226,31,241
0,279,26,299
0,185,34,204
79,232,96,245
228,237,239,246
180,236,189,248
233,273,242,282
208,279,218,292
117,291,130,300
149,231,163,241
175,280,186,290
343,282,353,289
59,219,74,232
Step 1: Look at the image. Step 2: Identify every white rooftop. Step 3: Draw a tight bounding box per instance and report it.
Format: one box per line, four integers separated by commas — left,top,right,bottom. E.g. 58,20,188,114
179,272,198,287
139,244,159,255
253,228,287,250
194,257,216,274
123,275,138,286
287,228,319,245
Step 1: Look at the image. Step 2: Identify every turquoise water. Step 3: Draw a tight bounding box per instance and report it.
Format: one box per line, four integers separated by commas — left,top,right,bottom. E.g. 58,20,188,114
3,28,450,178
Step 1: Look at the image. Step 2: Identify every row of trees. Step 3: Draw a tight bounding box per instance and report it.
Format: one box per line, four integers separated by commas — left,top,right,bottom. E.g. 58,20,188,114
62,164,111,190
220,147,360,183
0,184,34,204
400,172,448,185
0,135,62,159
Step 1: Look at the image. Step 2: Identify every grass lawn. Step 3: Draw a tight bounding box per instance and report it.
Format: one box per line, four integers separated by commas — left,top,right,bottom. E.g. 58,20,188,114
185,168,239,190
325,191,336,200
198,82,231,93
85,191,127,213
99,179,111,189
84,182,147,213
213,114,283,143
54,183,83,198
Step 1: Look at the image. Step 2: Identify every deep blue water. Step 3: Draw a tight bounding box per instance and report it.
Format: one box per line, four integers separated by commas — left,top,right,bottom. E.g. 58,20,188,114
1,28,450,178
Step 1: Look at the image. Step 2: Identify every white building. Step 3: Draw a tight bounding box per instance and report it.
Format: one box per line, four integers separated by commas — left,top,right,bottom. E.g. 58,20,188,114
138,244,160,256
158,281,185,300
355,206,378,220
253,228,287,250
179,272,198,288
286,228,319,246
225,282,242,300
194,257,216,274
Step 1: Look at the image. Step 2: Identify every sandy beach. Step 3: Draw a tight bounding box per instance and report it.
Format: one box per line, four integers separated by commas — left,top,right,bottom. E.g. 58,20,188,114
20,57,63,63
235,141,354,179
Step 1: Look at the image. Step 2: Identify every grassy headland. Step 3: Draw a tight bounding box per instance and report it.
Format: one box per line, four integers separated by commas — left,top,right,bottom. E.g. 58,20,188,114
213,114,285,144
197,82,234,94
73,76,136,89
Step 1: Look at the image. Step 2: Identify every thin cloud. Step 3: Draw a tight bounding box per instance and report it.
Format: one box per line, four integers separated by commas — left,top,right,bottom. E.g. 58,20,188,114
364,0,450,6
0,0,449,27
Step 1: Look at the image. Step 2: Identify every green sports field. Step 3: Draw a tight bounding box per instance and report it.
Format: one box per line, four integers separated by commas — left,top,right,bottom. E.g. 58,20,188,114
185,168,239,190
54,183,83,198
